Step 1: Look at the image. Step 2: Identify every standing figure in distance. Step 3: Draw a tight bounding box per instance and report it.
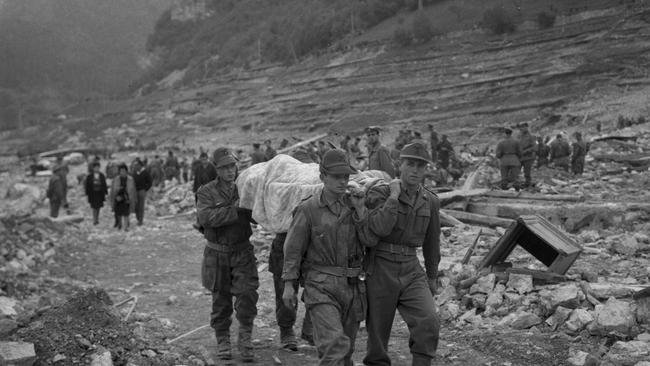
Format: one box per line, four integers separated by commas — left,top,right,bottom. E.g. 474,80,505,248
571,132,587,176
366,126,395,178
110,163,136,231
132,159,152,226
518,123,536,188
495,128,522,190
549,134,571,171
85,161,108,225
436,135,453,170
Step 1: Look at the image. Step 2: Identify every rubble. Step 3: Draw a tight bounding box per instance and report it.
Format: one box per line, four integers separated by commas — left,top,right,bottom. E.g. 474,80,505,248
545,306,573,330
588,298,637,336
540,283,585,313
0,341,36,366
603,341,650,365
506,273,534,295
564,309,594,333
611,234,640,256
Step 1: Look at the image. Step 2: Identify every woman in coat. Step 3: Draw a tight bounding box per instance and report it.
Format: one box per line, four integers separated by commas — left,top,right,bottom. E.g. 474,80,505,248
85,161,108,225
110,163,137,231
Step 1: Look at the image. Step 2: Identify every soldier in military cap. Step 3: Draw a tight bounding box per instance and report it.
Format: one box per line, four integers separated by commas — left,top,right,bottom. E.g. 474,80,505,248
282,149,376,365
363,142,441,366
366,126,396,178
196,147,258,362
518,123,536,187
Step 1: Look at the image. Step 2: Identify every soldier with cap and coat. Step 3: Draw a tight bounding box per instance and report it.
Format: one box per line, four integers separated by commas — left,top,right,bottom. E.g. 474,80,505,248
549,134,571,171
366,126,396,178
495,128,522,190
436,135,453,169
571,132,588,175
282,149,376,366
518,123,536,187
196,148,258,362
363,142,441,366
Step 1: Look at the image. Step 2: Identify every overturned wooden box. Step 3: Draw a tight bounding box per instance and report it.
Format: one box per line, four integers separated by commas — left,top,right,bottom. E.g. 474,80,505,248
479,215,582,275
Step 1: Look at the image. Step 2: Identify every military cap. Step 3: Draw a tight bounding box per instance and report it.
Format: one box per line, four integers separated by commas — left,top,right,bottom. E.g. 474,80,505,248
320,149,356,175
199,152,208,159
213,147,237,168
364,126,381,134
400,142,432,164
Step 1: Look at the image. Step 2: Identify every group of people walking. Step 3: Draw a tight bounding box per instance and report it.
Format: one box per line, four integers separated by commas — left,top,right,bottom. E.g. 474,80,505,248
496,124,588,190
196,142,441,365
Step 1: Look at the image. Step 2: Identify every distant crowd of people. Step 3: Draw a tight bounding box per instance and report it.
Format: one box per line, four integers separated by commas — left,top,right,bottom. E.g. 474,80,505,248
496,123,588,190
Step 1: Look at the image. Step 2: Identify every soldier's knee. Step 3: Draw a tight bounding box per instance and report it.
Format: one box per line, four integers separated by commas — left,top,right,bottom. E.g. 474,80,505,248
419,312,440,335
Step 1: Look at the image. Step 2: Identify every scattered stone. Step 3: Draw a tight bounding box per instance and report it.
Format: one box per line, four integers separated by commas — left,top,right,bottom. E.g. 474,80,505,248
546,306,572,331
440,302,460,321
470,273,495,294
604,341,650,365
540,283,585,313
581,270,599,283
564,309,594,333
510,311,542,330
471,294,487,310
611,234,640,256
579,230,600,243
90,348,113,366
590,283,636,300
507,273,534,295
636,296,650,324
166,295,178,305
636,333,650,342
0,297,18,317
567,350,589,366
141,349,157,358
486,291,504,309
0,318,18,336
52,354,66,363
459,309,478,323
0,341,36,366
436,286,457,306
588,297,636,336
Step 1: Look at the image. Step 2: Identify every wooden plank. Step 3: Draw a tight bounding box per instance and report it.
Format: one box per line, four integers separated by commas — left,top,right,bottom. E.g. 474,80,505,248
461,229,483,265
483,190,585,202
441,209,514,228
439,210,463,227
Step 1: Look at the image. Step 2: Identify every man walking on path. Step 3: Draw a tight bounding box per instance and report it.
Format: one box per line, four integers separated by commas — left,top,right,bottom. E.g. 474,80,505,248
518,123,536,187
197,148,258,362
495,128,522,190
132,159,152,226
282,149,375,366
363,142,441,366
366,126,395,178
47,165,67,218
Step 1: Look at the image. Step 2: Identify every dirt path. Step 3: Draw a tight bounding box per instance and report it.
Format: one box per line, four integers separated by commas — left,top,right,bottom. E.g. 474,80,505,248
48,206,574,366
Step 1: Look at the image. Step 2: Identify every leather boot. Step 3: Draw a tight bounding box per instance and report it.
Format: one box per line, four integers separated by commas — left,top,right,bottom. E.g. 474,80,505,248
238,324,254,362
280,327,298,351
216,334,232,360
412,355,432,366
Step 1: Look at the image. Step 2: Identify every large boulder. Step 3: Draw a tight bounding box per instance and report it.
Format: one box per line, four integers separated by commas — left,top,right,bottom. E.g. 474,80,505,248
564,309,594,333
610,234,640,256
588,298,637,336
603,341,650,366
540,283,585,313
506,273,534,295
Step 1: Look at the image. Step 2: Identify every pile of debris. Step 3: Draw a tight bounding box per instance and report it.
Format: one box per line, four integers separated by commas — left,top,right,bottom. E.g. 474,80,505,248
148,180,195,217
1,288,200,366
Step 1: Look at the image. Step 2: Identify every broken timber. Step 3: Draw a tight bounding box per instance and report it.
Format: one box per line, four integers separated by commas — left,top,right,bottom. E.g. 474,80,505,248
441,209,514,229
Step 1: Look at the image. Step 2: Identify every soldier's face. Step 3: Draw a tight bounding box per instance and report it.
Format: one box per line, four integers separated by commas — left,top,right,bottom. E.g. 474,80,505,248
217,163,237,183
366,132,378,144
322,173,350,195
400,159,427,186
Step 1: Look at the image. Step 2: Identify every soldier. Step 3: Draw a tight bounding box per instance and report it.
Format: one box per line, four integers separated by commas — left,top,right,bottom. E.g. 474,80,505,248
363,142,441,366
46,165,67,218
518,123,536,187
197,148,258,362
495,128,522,190
366,126,396,178
132,159,152,226
192,152,217,193
549,134,571,171
251,143,266,165
536,136,550,168
437,135,453,169
282,149,375,366
571,132,587,175
264,139,277,161
165,150,180,182
427,125,438,165
55,156,69,211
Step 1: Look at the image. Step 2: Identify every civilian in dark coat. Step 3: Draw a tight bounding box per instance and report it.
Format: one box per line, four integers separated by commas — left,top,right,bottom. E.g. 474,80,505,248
192,152,218,193
85,161,108,225
132,159,153,226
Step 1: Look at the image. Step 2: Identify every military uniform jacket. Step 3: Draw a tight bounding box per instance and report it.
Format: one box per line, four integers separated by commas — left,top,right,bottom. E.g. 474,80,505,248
519,133,537,162
366,184,441,280
282,192,376,282
572,141,587,162
196,178,252,245
550,140,571,160
368,143,396,178
495,137,522,166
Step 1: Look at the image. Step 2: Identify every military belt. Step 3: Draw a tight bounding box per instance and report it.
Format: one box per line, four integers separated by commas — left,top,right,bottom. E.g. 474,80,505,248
311,264,363,279
205,240,250,252
376,242,418,256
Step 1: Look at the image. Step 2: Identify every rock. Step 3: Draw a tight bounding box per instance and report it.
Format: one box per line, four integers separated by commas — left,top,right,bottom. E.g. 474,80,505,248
634,233,650,244
440,302,460,321
546,306,573,331
636,297,650,324
52,354,66,363
579,230,600,243
564,309,594,333
636,333,650,342
0,341,36,366
459,309,478,323
604,341,650,365
540,284,585,313
588,298,636,336
504,291,522,304
590,283,636,300
510,311,542,330
0,297,18,317
507,273,534,295
141,349,157,358
0,318,18,336
581,270,599,283
486,292,504,309
567,350,589,366
90,349,113,366
166,296,178,305
471,294,487,310
634,362,650,366
611,234,640,256
436,286,457,306
470,273,495,294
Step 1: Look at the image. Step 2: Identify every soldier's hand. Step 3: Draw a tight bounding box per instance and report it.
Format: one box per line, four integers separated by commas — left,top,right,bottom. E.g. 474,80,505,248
282,283,297,310
388,179,402,198
427,277,437,296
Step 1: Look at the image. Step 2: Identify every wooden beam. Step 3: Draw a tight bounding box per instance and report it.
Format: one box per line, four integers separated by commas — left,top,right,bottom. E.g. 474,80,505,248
483,190,585,202
441,209,514,228
439,210,463,227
